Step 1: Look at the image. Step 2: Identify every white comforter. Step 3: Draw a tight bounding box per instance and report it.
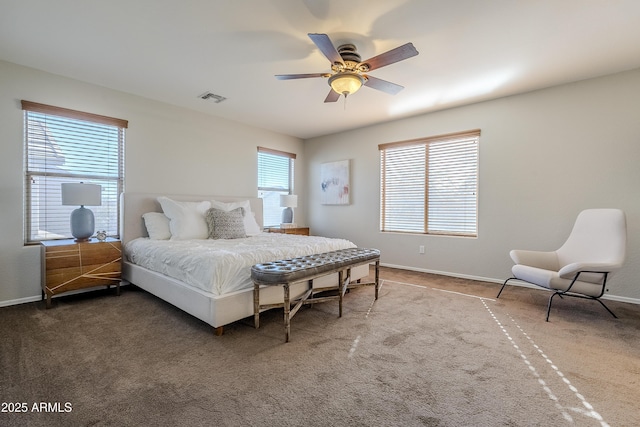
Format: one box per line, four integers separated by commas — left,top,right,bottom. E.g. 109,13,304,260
124,233,356,296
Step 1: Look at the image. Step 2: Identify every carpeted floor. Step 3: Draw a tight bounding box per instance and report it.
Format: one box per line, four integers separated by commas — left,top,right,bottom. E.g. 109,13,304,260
1,267,639,426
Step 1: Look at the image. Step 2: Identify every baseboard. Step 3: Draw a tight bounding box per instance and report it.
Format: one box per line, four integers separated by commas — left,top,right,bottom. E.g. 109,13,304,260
0,282,130,308
380,263,640,305
0,295,42,308
601,294,640,304
381,262,505,285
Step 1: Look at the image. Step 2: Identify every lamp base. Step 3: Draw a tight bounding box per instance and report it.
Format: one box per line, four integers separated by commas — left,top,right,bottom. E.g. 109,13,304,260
281,207,293,224
70,206,95,241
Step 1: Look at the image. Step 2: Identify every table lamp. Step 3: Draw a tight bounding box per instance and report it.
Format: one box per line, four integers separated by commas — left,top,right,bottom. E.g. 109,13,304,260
61,183,102,241
280,194,297,224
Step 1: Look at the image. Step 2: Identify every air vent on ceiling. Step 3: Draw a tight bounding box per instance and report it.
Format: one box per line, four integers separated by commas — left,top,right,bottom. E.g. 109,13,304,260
198,92,227,103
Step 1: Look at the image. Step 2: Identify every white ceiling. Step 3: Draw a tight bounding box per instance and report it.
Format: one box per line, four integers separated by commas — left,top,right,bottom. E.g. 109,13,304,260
2,0,640,139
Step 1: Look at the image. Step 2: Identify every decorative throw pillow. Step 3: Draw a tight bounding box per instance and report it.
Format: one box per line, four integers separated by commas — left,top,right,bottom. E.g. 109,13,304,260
142,212,171,240
205,207,247,239
157,197,211,240
210,199,262,235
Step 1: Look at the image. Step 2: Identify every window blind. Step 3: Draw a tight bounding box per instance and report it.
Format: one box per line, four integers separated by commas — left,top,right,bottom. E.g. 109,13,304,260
23,101,126,242
257,147,296,227
379,130,479,236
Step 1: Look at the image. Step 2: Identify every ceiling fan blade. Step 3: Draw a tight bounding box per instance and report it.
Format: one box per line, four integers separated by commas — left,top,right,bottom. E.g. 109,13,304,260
308,33,344,65
364,75,404,95
275,73,329,80
360,42,419,71
324,90,340,103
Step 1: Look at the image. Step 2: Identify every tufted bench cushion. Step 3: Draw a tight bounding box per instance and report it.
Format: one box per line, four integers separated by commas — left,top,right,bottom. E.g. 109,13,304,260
251,248,380,285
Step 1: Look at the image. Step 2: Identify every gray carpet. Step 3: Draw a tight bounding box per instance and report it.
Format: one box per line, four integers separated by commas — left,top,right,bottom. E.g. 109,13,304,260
1,267,639,426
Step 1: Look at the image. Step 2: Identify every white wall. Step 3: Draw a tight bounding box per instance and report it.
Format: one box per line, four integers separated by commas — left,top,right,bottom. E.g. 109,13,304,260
305,68,640,302
0,60,304,306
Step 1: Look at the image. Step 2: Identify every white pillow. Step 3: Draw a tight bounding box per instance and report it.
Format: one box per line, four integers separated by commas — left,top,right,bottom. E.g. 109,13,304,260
157,197,211,240
210,199,262,236
142,212,171,240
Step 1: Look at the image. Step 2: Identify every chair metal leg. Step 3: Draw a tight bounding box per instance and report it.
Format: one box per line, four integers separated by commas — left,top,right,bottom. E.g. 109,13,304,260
546,292,558,321
496,277,514,298
500,271,617,322
546,271,617,321
547,291,617,321
595,298,618,319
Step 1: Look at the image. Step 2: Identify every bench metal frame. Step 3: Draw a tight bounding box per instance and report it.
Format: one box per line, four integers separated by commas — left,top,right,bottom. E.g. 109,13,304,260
252,248,380,342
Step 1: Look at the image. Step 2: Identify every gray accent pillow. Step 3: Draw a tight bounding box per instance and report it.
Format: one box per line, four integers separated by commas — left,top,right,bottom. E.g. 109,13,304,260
205,207,247,239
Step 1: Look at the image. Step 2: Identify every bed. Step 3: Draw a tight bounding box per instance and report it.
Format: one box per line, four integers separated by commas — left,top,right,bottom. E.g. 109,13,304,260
120,192,370,334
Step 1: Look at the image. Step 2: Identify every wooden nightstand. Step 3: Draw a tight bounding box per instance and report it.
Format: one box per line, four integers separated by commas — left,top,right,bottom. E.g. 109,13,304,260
40,238,122,308
265,226,310,236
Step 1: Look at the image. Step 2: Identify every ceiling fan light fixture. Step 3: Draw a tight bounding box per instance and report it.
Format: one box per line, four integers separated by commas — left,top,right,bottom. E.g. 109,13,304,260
328,72,365,96
276,33,418,103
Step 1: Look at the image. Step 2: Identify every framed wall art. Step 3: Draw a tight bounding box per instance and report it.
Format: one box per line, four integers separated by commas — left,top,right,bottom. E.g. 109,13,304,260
320,159,350,205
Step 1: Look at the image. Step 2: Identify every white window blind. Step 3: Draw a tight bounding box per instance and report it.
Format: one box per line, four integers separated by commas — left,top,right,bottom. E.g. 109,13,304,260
379,130,479,237
23,101,126,243
257,147,296,227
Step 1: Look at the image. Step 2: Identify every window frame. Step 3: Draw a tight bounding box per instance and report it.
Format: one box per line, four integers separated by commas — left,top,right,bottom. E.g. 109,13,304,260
257,146,296,227
22,101,127,244
379,129,480,237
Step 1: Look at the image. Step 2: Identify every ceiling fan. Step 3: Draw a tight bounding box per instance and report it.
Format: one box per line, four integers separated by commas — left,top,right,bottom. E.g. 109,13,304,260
276,33,419,103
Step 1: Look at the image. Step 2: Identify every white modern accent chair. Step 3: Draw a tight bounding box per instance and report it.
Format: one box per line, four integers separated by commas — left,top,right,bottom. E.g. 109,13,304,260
497,209,627,321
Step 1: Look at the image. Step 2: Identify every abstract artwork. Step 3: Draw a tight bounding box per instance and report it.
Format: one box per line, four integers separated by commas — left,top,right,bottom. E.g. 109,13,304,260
320,160,350,205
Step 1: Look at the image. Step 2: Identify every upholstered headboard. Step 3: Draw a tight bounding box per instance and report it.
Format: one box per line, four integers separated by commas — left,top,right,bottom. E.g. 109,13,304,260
120,192,263,245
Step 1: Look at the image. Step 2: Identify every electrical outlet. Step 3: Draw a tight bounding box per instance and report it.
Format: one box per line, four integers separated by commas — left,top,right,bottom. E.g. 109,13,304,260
419,245,425,254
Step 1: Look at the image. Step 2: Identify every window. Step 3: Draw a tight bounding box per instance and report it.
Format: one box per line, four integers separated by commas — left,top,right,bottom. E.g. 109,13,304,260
379,129,479,237
23,101,126,243
257,147,296,227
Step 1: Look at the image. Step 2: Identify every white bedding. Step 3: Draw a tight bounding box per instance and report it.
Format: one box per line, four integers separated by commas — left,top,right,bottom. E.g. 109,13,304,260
124,233,357,296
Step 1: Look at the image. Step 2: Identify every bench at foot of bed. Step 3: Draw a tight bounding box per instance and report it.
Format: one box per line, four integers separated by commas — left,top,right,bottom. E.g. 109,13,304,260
251,248,381,342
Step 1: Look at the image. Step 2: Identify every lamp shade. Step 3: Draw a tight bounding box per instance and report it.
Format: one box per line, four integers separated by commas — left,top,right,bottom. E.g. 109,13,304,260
328,73,364,96
280,194,298,208
61,183,102,206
